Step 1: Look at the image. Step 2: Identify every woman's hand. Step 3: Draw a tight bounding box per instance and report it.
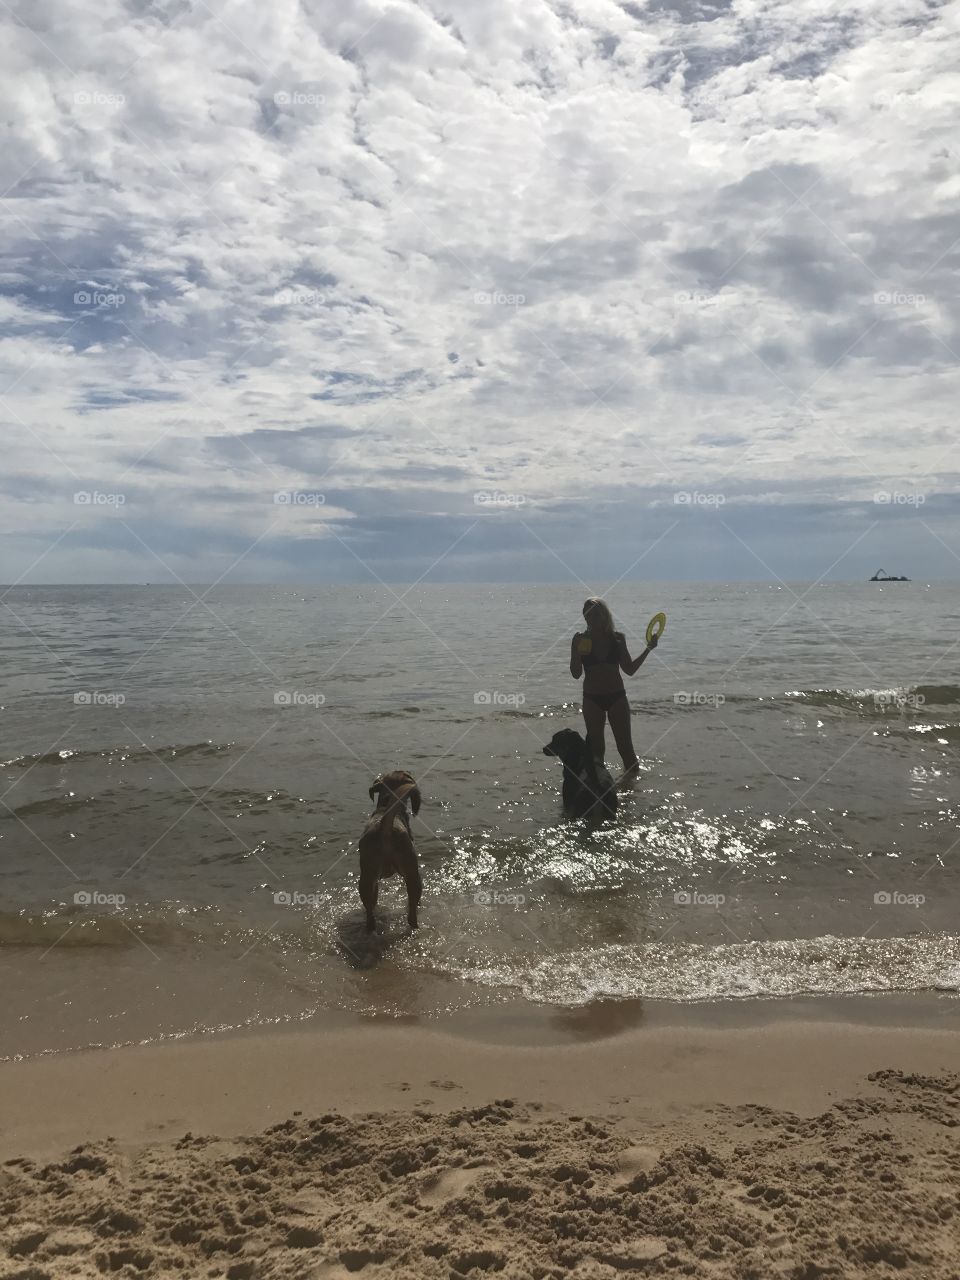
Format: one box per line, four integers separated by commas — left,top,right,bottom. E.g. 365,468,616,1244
622,632,658,676
570,632,584,678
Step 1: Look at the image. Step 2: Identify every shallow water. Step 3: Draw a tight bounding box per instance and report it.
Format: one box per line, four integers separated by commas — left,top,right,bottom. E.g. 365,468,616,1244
1,582,958,1056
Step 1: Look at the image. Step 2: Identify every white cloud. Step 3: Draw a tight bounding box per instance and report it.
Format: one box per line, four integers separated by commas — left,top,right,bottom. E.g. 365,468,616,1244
1,0,958,581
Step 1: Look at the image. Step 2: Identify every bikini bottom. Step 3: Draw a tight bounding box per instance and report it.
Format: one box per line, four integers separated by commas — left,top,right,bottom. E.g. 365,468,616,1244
583,689,628,712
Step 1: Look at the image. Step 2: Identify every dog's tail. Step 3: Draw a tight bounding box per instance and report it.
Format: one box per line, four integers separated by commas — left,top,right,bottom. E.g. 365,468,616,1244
377,783,418,844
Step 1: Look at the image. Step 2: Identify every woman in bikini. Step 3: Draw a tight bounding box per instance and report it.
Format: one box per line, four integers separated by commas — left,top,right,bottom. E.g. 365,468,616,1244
570,596,658,774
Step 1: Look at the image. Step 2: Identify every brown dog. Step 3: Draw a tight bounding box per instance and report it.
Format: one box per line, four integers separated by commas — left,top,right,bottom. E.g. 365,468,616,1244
358,770,423,932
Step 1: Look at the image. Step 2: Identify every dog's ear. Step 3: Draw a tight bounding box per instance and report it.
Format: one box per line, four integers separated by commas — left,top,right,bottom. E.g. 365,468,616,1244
409,786,421,815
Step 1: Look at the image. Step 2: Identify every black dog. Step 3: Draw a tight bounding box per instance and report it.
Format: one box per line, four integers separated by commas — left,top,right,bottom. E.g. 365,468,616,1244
542,728,618,821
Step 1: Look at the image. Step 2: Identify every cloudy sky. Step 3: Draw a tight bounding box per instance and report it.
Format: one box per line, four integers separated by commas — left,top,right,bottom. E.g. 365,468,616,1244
2,0,959,584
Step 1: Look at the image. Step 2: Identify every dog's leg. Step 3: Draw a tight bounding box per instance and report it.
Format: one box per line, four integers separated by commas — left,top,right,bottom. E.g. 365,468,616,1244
402,860,422,930
562,768,579,812
359,869,379,932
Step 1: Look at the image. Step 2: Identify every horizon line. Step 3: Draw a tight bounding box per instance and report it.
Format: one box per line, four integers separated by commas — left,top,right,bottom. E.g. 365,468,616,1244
0,579,945,589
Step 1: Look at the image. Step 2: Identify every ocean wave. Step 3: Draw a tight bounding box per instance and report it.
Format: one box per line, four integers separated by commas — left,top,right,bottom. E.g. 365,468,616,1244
913,684,960,705
495,702,582,718
356,706,425,717
0,741,236,769
438,935,960,1004
484,686,960,719
782,686,958,715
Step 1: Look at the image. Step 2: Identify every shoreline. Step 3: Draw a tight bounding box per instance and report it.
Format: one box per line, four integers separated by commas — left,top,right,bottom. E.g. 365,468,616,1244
2,992,958,1162
4,986,958,1064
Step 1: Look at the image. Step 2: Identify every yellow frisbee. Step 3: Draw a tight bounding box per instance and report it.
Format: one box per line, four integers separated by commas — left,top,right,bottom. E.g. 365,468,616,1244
645,612,666,646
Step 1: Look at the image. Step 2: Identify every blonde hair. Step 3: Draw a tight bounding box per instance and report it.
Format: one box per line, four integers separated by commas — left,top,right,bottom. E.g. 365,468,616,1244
582,596,615,635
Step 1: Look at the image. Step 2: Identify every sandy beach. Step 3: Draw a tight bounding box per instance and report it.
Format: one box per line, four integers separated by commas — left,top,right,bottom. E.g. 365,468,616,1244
1,1005,958,1279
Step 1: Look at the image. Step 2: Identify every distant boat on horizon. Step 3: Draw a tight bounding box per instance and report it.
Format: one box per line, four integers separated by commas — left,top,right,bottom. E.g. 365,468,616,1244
869,568,910,581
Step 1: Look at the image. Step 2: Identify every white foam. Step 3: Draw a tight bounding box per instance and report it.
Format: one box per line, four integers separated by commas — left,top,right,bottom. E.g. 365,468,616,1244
437,935,960,1005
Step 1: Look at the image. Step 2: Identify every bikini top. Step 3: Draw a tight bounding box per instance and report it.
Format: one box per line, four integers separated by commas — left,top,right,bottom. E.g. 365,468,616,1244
579,632,624,669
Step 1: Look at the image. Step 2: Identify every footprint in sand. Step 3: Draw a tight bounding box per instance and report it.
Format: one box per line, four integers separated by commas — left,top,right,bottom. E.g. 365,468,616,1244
428,1079,461,1091
419,1166,485,1204
613,1144,663,1183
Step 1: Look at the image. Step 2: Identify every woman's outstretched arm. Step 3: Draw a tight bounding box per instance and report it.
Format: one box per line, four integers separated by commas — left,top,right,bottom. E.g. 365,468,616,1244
619,633,658,677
